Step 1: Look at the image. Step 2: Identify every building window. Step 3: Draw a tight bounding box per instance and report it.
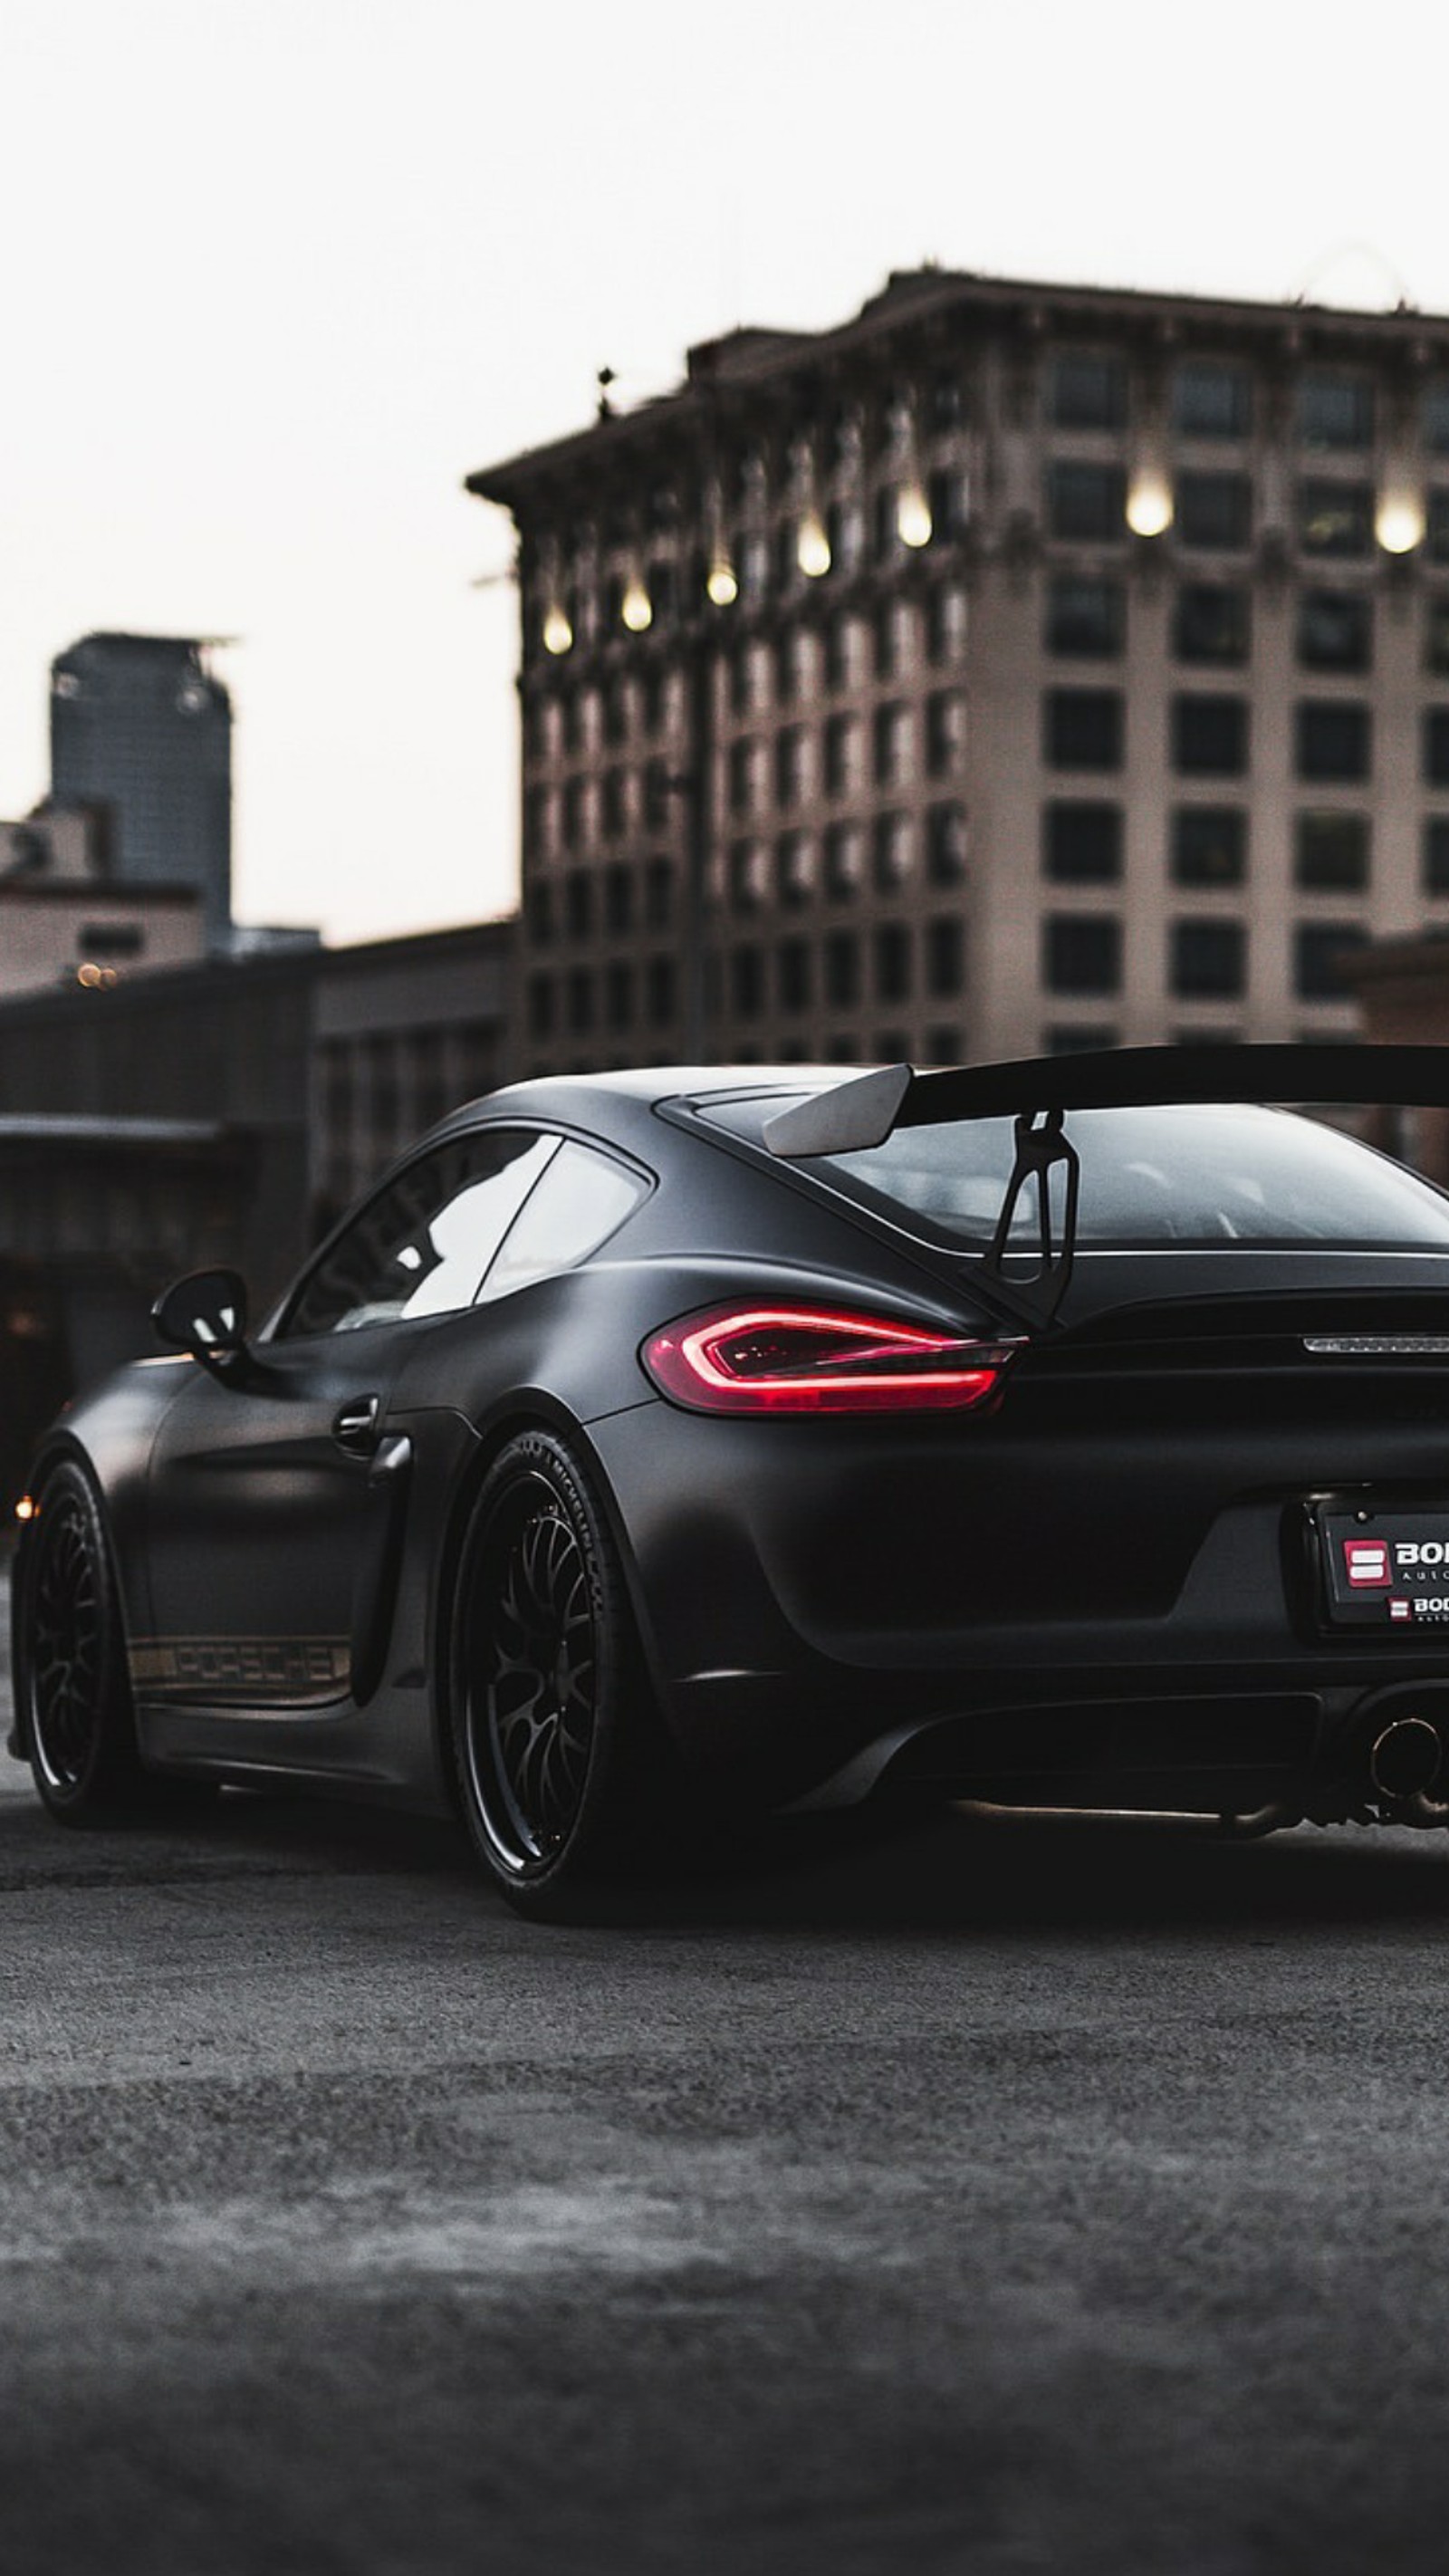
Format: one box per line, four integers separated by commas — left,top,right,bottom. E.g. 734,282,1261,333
527,973,555,1038
1298,375,1374,450
1172,695,1249,776
775,726,806,808
873,702,912,787
643,759,671,831
1298,480,1373,558
1045,687,1124,771
927,584,969,665
824,822,864,899
1423,818,1449,894
926,918,965,995
827,498,866,575
1044,802,1123,882
926,692,965,778
566,967,595,1033
1171,919,1245,999
603,863,634,934
778,937,811,1012
1173,583,1251,666
927,469,971,542
728,840,768,911
1298,590,1372,672
776,831,814,906
873,923,912,1004
926,803,968,884
1294,812,1369,891
824,713,860,796
1046,461,1128,543
1294,923,1367,1000
873,600,899,681
1176,472,1252,551
730,945,764,1020
727,739,754,816
605,962,635,1030
874,811,914,889
1044,916,1121,995
1174,363,1252,440
1296,702,1371,783
525,882,555,944
1171,808,1246,887
824,930,861,1008
600,770,627,839
645,859,674,928
1046,1023,1118,1055
564,870,594,938
1425,709,1449,785
823,612,864,690
1425,384,1449,456
1046,575,1125,658
1049,352,1128,429
1429,493,1449,565
1425,597,1449,675
645,955,676,1026
925,1025,962,1064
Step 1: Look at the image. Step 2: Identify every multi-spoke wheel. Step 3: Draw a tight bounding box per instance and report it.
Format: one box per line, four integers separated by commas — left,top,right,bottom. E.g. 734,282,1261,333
18,1458,145,1821
450,1430,656,1915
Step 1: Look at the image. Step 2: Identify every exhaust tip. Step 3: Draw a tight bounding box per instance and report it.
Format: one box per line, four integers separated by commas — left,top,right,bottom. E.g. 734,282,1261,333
1369,1716,1444,1802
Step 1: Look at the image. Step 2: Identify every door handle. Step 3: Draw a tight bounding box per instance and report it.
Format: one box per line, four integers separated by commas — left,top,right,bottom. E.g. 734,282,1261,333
332,1395,381,1456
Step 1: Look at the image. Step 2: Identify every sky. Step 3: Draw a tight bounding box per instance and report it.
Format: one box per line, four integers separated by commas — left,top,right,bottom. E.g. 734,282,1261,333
4,0,1447,948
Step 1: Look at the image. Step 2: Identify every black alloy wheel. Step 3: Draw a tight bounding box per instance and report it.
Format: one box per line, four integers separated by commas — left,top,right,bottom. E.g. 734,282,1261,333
451,1430,649,1915
21,1459,144,1821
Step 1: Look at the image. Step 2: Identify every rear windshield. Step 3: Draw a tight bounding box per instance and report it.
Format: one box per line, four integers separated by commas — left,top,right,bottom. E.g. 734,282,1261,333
701,1097,1449,1252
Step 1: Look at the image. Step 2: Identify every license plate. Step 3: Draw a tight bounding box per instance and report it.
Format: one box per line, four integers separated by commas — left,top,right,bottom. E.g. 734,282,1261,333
1318,1506,1449,1629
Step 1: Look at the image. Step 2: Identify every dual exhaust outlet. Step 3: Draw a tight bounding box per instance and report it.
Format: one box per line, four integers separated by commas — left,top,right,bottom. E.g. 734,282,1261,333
1366,1713,1449,1821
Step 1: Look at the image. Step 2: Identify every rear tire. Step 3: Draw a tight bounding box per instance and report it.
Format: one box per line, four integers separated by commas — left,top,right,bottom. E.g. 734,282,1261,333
19,1459,148,1823
448,1430,663,1918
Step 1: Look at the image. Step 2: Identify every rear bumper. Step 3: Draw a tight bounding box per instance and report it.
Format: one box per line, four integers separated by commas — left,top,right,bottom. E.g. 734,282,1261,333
589,1402,1449,1818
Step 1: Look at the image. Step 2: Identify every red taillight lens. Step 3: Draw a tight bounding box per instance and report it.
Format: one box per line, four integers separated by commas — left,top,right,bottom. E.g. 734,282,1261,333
641,1303,1022,1416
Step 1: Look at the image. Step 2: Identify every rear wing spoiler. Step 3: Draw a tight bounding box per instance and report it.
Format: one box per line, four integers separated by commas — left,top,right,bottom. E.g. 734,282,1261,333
762,1045,1449,1160
763,1044,1449,1330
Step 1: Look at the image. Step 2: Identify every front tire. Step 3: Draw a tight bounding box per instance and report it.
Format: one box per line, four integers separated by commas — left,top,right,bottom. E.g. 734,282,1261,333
448,1430,656,1918
18,1458,147,1822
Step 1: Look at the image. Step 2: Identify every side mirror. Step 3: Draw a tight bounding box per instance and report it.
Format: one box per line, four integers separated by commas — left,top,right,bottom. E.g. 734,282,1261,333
152,1269,251,1378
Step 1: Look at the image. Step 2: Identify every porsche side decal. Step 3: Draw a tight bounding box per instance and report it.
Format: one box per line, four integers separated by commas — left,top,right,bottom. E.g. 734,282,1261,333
129,1637,351,1702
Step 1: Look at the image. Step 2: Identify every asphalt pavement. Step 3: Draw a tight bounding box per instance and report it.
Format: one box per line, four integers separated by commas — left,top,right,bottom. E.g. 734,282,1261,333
5,1563,1449,2574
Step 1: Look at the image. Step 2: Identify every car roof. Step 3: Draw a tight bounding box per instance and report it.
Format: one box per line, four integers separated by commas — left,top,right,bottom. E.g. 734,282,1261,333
421,1063,843,1151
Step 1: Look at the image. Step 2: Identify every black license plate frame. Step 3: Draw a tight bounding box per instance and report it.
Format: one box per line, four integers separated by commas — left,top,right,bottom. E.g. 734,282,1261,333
1316,1502,1449,1631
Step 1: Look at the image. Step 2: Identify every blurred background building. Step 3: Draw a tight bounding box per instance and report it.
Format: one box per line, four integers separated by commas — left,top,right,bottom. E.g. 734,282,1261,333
50,632,235,948
469,265,1449,1074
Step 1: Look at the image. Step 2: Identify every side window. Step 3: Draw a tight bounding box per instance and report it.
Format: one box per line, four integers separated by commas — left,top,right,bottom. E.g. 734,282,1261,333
281,1131,559,1336
478,1141,648,1302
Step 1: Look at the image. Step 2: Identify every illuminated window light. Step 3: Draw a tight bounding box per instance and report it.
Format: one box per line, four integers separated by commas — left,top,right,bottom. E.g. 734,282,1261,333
542,606,573,656
1377,491,1425,555
798,514,831,578
706,553,739,607
1126,475,1174,538
897,485,934,549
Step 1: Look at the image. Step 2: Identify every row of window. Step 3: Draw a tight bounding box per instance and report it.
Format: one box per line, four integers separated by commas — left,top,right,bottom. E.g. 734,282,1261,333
1044,801,1449,891
1047,577,1449,675
1047,463,1449,557
527,921,967,1037
525,809,970,942
1044,689,1449,783
1044,916,1363,1002
523,587,974,766
524,859,676,940
1047,355,1449,453
726,697,966,810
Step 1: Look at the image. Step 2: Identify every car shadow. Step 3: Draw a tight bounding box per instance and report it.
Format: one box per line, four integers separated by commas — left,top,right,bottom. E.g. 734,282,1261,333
114,1782,1449,1939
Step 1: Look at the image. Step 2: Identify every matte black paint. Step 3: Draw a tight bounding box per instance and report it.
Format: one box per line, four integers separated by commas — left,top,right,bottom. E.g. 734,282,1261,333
17,1059,1449,1837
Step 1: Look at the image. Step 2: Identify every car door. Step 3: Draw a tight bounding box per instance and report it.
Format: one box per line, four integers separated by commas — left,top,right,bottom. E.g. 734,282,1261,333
140,1126,560,1712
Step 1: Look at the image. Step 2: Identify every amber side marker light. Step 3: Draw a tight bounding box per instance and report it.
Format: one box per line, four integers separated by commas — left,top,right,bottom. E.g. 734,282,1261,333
641,1304,1022,1416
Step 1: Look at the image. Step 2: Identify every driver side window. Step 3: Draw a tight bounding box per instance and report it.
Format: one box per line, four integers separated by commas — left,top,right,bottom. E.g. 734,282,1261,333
280,1130,559,1337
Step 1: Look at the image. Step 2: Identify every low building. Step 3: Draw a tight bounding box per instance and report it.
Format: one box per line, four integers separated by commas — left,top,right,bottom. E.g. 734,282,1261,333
0,803,205,997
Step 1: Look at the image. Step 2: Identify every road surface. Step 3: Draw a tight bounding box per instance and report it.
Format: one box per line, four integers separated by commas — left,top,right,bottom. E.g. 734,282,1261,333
4,1565,1449,2573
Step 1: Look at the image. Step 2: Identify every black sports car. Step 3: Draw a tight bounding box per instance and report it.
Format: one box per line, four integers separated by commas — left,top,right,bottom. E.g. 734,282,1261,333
15,1042,1449,1915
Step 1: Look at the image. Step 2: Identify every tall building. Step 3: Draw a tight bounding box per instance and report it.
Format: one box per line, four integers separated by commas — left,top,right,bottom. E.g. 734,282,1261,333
467,266,1449,1073
50,632,233,947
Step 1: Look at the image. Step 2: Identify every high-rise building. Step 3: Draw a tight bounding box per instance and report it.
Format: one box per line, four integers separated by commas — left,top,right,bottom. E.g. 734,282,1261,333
467,266,1449,1073
50,632,233,947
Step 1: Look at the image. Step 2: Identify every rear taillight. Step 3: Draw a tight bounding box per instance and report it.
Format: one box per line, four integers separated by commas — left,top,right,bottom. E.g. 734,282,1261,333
640,1303,1022,1416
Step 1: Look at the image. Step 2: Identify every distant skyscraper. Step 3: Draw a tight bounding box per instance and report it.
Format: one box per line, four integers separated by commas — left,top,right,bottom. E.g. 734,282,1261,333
50,632,232,946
